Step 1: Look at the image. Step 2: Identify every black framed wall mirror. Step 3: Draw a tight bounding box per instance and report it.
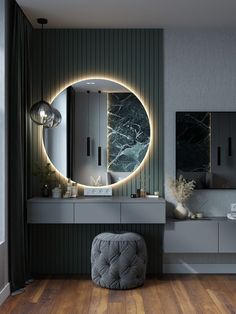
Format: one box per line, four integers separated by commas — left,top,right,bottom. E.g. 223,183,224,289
43,79,151,186
176,112,236,189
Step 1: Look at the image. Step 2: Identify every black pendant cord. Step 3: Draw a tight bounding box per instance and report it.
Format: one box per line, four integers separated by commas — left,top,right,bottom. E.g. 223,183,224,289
41,23,43,100
98,90,102,166
37,18,48,101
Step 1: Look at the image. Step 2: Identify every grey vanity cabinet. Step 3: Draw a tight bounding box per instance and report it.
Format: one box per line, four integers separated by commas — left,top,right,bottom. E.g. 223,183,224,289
219,222,236,253
27,197,166,224
164,221,218,253
74,203,120,223
121,203,165,223
27,202,74,224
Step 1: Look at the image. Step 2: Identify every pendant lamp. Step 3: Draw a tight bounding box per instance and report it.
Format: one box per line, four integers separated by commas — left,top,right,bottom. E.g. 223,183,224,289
30,18,54,126
44,108,62,128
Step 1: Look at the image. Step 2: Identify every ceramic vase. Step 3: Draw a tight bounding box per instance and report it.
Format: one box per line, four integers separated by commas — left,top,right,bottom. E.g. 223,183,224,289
174,202,189,219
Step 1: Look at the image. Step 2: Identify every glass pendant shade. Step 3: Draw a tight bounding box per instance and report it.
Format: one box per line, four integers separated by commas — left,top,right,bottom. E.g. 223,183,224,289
30,100,54,125
44,107,62,128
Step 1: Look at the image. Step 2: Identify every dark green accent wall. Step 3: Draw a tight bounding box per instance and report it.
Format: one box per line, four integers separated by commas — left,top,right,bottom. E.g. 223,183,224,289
29,224,163,275
29,29,164,276
31,29,163,197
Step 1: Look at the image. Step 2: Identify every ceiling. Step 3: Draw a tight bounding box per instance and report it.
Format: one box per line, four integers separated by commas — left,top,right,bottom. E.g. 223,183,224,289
72,79,129,93
16,0,236,28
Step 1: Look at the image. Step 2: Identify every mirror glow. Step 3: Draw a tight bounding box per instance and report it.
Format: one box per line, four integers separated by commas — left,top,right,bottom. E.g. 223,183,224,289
43,79,151,187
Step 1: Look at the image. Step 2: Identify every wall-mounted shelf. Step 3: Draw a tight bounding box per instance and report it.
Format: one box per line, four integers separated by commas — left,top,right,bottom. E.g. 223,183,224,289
164,217,236,253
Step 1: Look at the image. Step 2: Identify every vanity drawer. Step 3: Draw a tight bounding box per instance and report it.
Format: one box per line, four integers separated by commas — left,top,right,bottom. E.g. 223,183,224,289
74,203,120,223
121,203,165,223
219,221,236,253
164,221,218,253
27,202,74,224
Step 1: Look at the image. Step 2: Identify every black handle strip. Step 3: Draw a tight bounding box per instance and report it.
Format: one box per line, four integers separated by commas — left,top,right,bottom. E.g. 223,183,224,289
87,137,90,156
98,146,102,166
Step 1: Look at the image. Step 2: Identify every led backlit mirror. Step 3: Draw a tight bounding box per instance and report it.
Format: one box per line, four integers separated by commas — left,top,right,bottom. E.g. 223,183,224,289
43,79,151,186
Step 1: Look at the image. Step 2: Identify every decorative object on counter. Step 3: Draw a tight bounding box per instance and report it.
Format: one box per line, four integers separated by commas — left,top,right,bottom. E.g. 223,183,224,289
63,191,71,198
136,189,141,197
33,162,56,196
195,212,203,219
84,187,112,196
41,184,50,197
66,179,72,197
130,193,137,198
231,203,236,212
154,191,160,197
169,175,195,219
71,183,78,198
52,185,62,198
227,203,236,220
190,212,204,219
146,194,159,198
227,213,236,220
140,188,146,198
90,175,101,186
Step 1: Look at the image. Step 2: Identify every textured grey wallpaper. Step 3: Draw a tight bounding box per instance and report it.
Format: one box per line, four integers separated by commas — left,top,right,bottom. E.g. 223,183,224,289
164,29,236,270
164,29,236,217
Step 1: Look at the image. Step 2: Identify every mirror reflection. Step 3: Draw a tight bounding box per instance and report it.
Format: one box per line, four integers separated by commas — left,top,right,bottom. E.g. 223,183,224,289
44,79,150,186
176,112,236,189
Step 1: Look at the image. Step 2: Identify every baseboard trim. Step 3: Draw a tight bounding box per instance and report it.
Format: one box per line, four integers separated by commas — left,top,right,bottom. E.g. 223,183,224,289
0,283,10,305
163,264,236,274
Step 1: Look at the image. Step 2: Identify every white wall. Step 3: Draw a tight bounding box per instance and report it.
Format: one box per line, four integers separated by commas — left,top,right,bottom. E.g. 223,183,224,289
164,29,236,217
0,0,9,303
164,29,236,272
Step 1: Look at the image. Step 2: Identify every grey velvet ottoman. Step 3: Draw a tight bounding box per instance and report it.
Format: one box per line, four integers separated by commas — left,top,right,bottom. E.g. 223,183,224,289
91,232,147,290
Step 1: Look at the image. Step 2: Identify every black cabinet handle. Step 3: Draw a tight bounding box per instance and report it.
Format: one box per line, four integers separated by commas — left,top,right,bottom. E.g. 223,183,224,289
87,137,90,156
98,146,102,166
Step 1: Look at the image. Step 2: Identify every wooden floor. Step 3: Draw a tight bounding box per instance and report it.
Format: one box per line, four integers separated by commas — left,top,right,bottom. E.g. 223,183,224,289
1,275,236,313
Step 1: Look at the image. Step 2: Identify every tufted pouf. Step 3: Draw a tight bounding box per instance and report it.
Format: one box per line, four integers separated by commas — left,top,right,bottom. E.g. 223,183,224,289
91,232,147,290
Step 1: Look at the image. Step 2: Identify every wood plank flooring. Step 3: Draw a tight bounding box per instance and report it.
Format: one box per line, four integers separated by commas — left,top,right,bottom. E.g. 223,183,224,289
1,275,236,313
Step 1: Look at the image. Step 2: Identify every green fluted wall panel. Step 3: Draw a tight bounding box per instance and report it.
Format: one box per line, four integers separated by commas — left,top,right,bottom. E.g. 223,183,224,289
31,29,163,197
29,224,163,275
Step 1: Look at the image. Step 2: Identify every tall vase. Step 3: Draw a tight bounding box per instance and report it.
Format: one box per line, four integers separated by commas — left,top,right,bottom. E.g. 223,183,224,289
174,202,189,219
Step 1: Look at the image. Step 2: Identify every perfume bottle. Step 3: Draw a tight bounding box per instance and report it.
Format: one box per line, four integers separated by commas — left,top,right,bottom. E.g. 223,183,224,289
67,179,72,197
71,183,78,198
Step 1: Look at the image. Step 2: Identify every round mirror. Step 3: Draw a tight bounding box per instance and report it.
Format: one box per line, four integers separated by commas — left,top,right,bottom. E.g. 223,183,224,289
43,78,151,186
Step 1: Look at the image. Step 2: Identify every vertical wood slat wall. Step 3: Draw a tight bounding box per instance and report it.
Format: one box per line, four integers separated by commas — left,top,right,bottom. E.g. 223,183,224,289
29,224,163,275
31,29,163,197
